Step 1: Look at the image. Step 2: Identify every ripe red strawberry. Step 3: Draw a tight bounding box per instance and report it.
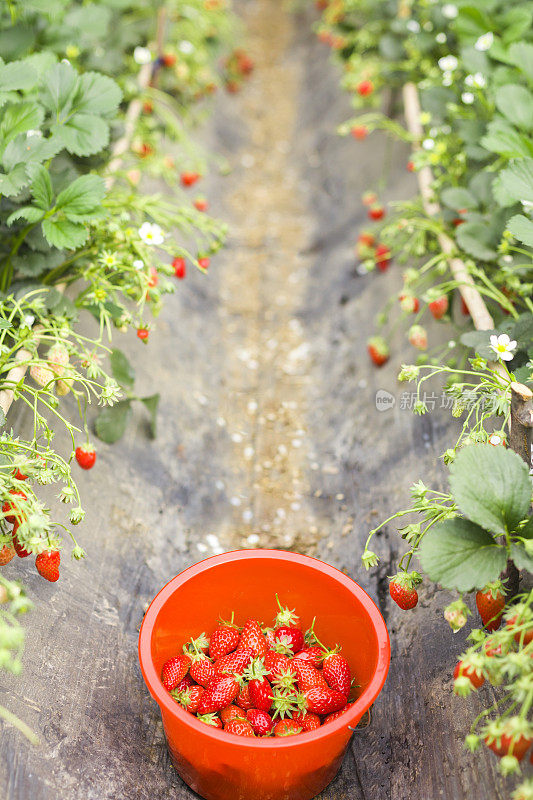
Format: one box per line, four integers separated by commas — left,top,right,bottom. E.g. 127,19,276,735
172,257,186,279
351,125,368,140
13,468,27,481
453,660,485,691
147,266,158,288
215,648,252,676
292,646,323,669
161,654,191,691
236,683,253,710
362,191,378,207
367,336,389,367
356,79,374,97
476,584,505,632
485,724,532,761
246,660,273,711
190,655,216,687
246,708,274,736
322,652,351,697
197,675,239,714
273,719,302,737
2,490,27,524
368,204,385,221
0,542,15,565
197,713,223,728
428,295,449,319
264,650,292,680
399,293,419,313
407,160,415,172
194,197,208,212
12,525,30,558
174,685,204,713
181,172,200,187
209,621,240,660
460,296,470,316
323,703,353,724
220,705,247,724
264,627,276,648
163,53,176,67
453,217,465,227
137,327,149,342
198,257,210,270
374,243,391,271
304,688,347,715
292,711,321,731
239,619,268,658
35,549,60,582
75,444,96,470
274,625,304,655
293,660,328,692
389,572,420,610
224,719,255,737
408,324,427,350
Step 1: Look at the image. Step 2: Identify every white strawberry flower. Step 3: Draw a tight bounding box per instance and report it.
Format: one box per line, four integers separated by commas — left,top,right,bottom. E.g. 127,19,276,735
438,55,458,71
422,138,435,150
462,92,475,105
134,46,152,65
133,259,144,270
407,20,420,32
138,222,164,246
436,33,447,44
489,333,517,361
475,32,494,51
179,41,194,54
442,4,458,18
465,72,486,88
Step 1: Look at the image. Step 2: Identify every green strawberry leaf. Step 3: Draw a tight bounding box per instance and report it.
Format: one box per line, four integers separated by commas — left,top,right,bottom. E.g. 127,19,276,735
55,173,106,215
0,101,44,149
508,42,533,81
495,84,533,130
71,72,122,119
7,206,45,225
441,187,478,211
449,444,532,535
507,214,533,247
51,113,109,157
418,517,507,592
95,400,132,444
41,218,88,250
0,163,30,196
0,60,38,92
110,348,135,389
27,162,53,210
455,221,498,260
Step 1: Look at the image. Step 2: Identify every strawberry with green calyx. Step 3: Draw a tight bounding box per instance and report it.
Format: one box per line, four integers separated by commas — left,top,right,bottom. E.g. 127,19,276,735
161,653,192,691
374,243,391,272
428,294,449,320
238,619,268,658
270,664,298,692
270,687,299,720
197,256,210,271
453,656,485,695
476,582,506,632
368,203,385,221
184,632,210,655
351,125,368,140
273,719,302,737
75,444,96,470
209,614,240,660
244,658,273,712
220,705,247,724
263,626,276,648
246,708,274,736
274,625,304,655
484,718,533,762
214,648,252,676
181,172,201,188
35,549,60,582
362,191,378,207
173,675,194,694
12,523,30,558
444,599,470,632
312,636,351,697
356,79,374,97
190,654,216,688
225,719,255,737
388,571,422,610
173,685,204,714
367,336,389,367
137,327,149,342
399,293,419,314
274,595,300,629
172,257,186,279
197,713,223,728
197,674,240,714
504,602,533,646
303,687,347,715
408,324,427,350
194,197,208,212
292,646,323,669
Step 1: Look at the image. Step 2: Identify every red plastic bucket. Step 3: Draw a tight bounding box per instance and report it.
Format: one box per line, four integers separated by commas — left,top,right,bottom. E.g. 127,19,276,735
139,549,390,800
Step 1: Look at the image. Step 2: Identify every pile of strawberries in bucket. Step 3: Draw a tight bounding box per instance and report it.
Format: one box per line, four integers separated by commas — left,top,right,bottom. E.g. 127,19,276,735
160,598,355,737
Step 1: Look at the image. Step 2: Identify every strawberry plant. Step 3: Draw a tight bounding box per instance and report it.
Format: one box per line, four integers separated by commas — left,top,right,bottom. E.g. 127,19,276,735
313,0,533,793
